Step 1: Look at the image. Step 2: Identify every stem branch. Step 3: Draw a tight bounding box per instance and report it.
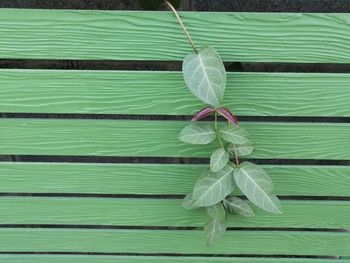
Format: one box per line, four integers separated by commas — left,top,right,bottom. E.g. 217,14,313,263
164,0,198,53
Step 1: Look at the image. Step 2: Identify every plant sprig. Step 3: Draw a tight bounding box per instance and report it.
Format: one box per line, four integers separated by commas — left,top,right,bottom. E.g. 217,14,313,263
166,1,282,246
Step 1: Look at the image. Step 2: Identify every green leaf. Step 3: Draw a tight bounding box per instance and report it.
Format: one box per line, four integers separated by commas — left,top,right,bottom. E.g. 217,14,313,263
235,143,254,156
206,202,226,221
204,217,227,247
182,193,196,209
219,125,250,145
183,46,226,108
224,196,255,217
179,123,216,144
234,162,282,214
228,143,254,157
210,148,229,172
192,165,235,207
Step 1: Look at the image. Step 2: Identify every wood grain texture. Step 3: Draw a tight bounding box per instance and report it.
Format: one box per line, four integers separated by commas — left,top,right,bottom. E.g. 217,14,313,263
0,119,348,159
0,197,348,228
0,228,349,256
1,255,348,263
1,10,350,62
0,70,349,117
0,162,349,196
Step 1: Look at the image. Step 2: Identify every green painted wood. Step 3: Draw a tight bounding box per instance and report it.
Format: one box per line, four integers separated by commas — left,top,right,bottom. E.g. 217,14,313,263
0,197,348,228
0,119,349,159
0,162,349,196
0,228,349,256
1,10,350,63
0,70,349,117
1,255,348,263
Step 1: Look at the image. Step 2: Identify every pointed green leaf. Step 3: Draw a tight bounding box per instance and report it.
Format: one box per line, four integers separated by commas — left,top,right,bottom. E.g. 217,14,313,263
206,202,226,221
182,193,196,209
179,123,216,144
234,162,282,214
192,165,235,207
219,125,250,145
224,196,255,217
210,148,229,172
204,217,227,247
228,143,254,157
182,46,226,107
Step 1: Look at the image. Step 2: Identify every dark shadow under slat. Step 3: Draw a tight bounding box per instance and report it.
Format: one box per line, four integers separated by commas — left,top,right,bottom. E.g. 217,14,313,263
0,251,340,260
1,155,350,166
0,113,349,124
1,0,350,13
0,192,349,201
0,224,347,233
3,59,350,73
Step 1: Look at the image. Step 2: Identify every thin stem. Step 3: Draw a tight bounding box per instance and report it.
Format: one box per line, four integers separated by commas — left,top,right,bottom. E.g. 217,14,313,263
232,144,240,166
164,0,198,53
227,120,240,166
214,111,224,149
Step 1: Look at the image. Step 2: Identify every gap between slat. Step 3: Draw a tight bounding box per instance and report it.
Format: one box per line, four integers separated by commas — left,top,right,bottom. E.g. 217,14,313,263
0,224,348,233
1,155,349,166
0,113,349,123
0,251,341,259
3,60,350,73
0,193,348,201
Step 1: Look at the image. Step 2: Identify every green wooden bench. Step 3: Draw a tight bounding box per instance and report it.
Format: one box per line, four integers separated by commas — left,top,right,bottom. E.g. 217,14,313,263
0,8,349,262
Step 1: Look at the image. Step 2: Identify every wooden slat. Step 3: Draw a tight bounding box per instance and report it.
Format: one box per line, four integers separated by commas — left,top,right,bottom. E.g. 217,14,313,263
1,10,350,62
0,197,348,228
0,228,348,256
0,119,349,159
0,255,348,263
0,162,349,196
0,70,349,117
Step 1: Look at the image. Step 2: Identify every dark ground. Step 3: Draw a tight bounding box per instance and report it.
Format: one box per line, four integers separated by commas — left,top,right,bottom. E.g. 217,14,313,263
1,0,350,12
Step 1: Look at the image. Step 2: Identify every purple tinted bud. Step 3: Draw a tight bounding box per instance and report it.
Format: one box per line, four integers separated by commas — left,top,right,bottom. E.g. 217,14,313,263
191,107,215,121
217,107,238,126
